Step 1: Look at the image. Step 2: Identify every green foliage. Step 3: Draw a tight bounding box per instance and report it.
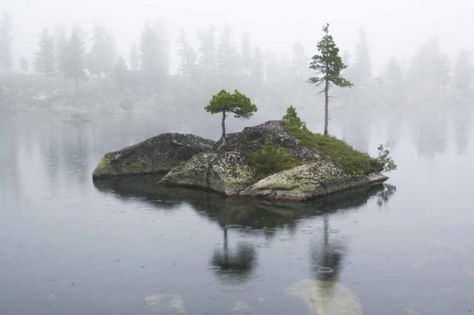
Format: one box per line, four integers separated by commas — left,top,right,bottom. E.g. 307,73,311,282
250,140,297,177
309,23,352,88
205,89,257,118
282,106,309,133
281,106,383,176
376,144,397,172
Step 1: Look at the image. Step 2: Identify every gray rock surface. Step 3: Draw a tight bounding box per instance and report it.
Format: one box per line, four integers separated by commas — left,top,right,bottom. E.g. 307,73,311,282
241,163,387,201
92,120,389,201
92,133,214,178
220,120,319,161
159,151,255,195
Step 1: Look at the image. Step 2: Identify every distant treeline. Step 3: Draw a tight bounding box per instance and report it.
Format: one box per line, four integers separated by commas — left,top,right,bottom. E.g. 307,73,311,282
0,13,472,116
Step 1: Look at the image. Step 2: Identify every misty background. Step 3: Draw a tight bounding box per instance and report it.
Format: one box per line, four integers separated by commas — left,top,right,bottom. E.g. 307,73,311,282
0,0,473,157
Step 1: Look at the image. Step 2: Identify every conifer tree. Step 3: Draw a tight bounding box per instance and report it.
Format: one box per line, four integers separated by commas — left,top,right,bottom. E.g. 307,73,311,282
34,29,56,76
0,13,13,72
205,89,257,149
309,23,352,135
64,27,85,88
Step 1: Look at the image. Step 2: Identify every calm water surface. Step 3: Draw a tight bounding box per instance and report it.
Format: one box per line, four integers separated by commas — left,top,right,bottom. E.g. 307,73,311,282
1,111,473,315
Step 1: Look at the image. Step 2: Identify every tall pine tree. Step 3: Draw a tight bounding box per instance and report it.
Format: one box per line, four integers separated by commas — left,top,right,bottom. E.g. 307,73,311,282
309,24,352,136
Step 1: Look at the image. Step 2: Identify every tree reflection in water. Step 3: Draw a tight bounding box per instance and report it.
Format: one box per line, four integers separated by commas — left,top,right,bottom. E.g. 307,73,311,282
94,175,396,285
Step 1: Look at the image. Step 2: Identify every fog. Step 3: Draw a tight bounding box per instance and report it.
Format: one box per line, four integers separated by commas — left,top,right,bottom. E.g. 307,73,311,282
4,0,474,72
1,2,474,314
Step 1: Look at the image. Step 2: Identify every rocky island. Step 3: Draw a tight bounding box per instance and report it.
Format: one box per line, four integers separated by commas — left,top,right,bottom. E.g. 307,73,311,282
93,113,390,201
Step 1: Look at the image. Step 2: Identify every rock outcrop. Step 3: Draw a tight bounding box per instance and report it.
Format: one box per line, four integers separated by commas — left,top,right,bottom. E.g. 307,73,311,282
92,120,389,201
241,162,387,200
220,120,319,161
92,133,215,178
159,151,255,195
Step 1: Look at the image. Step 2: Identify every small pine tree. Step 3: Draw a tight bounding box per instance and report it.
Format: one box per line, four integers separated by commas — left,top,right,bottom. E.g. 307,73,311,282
309,23,352,136
205,89,257,149
282,106,308,132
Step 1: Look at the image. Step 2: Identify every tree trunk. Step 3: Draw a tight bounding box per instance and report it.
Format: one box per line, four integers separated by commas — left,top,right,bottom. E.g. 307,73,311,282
217,110,226,151
324,79,329,136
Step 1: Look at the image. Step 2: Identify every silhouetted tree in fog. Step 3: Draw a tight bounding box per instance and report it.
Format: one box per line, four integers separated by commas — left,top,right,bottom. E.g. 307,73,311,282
292,42,307,79
198,26,217,78
140,22,168,79
381,57,404,106
347,28,372,85
309,23,352,136
113,56,128,90
54,24,68,78
63,27,85,88
178,31,197,77
452,50,472,95
19,56,28,72
407,38,450,104
217,26,238,80
0,13,13,72
34,29,56,76
129,44,139,70
240,32,252,76
250,47,264,84
88,25,116,79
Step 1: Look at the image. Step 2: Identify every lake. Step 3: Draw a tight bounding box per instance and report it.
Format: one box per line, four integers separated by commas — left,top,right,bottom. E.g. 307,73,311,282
1,108,473,315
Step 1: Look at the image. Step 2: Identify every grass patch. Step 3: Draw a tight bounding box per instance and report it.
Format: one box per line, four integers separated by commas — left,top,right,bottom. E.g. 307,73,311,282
282,106,383,176
250,140,299,178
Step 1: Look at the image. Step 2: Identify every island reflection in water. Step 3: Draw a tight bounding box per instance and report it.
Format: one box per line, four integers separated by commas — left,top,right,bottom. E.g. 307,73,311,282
93,175,395,287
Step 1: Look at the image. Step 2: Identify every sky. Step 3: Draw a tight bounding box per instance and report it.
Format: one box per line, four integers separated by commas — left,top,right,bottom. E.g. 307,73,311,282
2,0,474,74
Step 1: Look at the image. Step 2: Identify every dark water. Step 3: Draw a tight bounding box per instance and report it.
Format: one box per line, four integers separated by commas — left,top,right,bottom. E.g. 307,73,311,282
1,111,473,315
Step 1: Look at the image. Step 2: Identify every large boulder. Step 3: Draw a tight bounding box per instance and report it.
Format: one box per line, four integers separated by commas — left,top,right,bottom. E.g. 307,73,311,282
240,161,387,201
159,151,255,196
220,120,319,161
92,133,215,178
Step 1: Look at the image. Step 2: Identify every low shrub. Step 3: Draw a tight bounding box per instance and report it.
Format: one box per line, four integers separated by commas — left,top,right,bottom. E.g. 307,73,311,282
250,140,298,177
282,106,384,176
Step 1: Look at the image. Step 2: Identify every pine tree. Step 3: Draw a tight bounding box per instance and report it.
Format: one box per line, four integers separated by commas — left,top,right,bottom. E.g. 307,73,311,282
139,22,168,78
347,27,372,84
309,23,352,136
88,25,116,79
34,28,56,76
240,32,252,76
54,24,68,77
205,89,257,149
129,44,139,70
198,26,216,77
217,26,237,79
19,56,29,72
250,47,264,83
113,56,128,90
178,31,197,77
0,13,13,72
292,42,306,78
452,50,472,93
64,27,85,88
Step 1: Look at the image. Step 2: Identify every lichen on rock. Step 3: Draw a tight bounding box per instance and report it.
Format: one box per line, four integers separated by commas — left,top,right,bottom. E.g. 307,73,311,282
159,151,255,195
240,160,351,200
92,120,389,201
92,133,214,178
